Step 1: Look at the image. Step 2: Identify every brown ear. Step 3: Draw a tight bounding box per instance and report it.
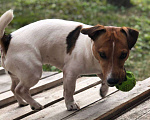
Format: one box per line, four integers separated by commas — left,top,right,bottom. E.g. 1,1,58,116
121,27,139,50
81,24,106,41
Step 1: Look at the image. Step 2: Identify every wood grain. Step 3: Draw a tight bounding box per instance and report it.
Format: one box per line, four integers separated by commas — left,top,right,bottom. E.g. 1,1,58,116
63,77,150,120
22,79,117,120
0,77,102,120
0,67,5,75
0,73,63,107
116,98,150,120
0,72,58,94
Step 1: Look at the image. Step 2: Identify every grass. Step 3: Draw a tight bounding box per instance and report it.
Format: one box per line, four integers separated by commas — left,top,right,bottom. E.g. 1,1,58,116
0,0,149,81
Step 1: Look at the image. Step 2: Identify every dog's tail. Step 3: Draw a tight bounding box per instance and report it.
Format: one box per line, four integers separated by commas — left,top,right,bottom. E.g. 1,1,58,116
0,10,14,39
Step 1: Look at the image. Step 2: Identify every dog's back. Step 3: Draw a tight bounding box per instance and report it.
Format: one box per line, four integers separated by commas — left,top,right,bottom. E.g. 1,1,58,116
6,19,88,70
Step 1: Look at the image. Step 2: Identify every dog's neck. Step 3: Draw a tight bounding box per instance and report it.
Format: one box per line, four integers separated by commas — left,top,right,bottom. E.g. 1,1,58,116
90,40,102,74
74,36,102,75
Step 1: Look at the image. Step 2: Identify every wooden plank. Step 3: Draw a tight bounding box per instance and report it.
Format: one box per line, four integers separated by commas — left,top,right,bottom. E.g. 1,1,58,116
63,77,150,120
0,67,57,77
0,67,5,75
138,111,150,120
0,72,58,94
40,72,58,80
116,98,150,120
0,77,102,120
0,73,63,107
0,74,11,93
21,82,117,120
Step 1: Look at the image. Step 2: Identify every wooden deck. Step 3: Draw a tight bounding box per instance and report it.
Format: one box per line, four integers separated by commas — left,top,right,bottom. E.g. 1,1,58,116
116,98,150,120
0,67,149,120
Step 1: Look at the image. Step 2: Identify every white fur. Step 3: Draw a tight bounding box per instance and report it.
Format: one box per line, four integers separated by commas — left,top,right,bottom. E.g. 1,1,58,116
106,41,115,80
0,10,13,39
0,10,102,110
5,19,101,76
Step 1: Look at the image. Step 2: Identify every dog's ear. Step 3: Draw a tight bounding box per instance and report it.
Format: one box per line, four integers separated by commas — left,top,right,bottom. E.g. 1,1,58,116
121,27,139,50
81,24,106,41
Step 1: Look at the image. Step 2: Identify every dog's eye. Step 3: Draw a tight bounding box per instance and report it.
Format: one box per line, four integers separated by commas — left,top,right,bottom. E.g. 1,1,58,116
120,53,127,59
99,52,107,59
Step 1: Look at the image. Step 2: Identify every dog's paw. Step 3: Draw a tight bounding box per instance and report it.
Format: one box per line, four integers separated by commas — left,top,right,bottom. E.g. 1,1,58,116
19,103,28,107
18,101,28,107
66,102,80,111
100,84,109,98
31,102,44,111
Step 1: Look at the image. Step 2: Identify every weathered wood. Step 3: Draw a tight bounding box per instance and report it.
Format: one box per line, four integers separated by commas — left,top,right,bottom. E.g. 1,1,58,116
0,72,57,94
1,74,149,120
0,74,11,93
40,72,58,80
116,98,150,120
138,111,150,120
0,73,63,107
0,77,102,120
0,67,5,75
63,77,150,120
31,73,63,95
22,82,117,120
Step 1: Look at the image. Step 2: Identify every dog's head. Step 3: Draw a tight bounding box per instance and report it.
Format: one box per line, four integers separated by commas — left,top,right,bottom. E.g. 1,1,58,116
81,25,139,87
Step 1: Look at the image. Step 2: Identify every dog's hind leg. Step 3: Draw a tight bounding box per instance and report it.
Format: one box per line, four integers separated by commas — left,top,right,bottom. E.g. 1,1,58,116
15,82,43,110
14,67,43,111
10,74,28,107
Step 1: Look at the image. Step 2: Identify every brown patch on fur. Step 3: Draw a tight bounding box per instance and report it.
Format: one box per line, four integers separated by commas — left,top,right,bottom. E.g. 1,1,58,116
0,33,12,54
66,25,82,54
87,26,138,85
121,27,139,50
81,25,138,85
81,24,106,41
92,27,130,83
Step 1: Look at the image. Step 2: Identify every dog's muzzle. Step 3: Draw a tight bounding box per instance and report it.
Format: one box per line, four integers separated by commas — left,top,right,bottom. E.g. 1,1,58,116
107,78,119,87
107,67,127,87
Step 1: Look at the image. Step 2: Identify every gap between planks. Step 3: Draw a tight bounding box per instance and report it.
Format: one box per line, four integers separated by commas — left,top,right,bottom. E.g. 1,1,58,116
0,72,57,94
62,77,150,120
1,74,149,120
22,80,117,120
0,73,62,108
116,98,150,120
0,77,102,120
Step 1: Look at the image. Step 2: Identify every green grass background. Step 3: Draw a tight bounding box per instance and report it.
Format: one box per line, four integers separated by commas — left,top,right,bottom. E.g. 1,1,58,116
0,0,149,81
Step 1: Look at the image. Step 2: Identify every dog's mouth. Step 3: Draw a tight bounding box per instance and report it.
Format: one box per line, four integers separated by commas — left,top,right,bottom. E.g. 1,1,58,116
107,78,126,87
107,84,115,87
107,67,127,87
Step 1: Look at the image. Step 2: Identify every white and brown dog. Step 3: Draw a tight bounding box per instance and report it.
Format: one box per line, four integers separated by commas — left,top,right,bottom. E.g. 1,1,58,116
0,10,139,111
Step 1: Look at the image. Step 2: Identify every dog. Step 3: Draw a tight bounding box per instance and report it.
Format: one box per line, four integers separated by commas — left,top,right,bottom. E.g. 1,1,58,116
0,10,139,111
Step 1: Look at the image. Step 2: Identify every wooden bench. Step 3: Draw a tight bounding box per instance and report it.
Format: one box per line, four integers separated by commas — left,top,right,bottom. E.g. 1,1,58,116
0,67,149,120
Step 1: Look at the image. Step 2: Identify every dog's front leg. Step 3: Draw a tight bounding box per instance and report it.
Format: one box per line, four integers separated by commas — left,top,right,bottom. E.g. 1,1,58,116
63,70,80,111
97,74,109,98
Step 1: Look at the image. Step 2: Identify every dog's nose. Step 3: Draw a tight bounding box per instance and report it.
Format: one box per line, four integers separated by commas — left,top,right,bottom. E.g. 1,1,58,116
107,78,119,87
